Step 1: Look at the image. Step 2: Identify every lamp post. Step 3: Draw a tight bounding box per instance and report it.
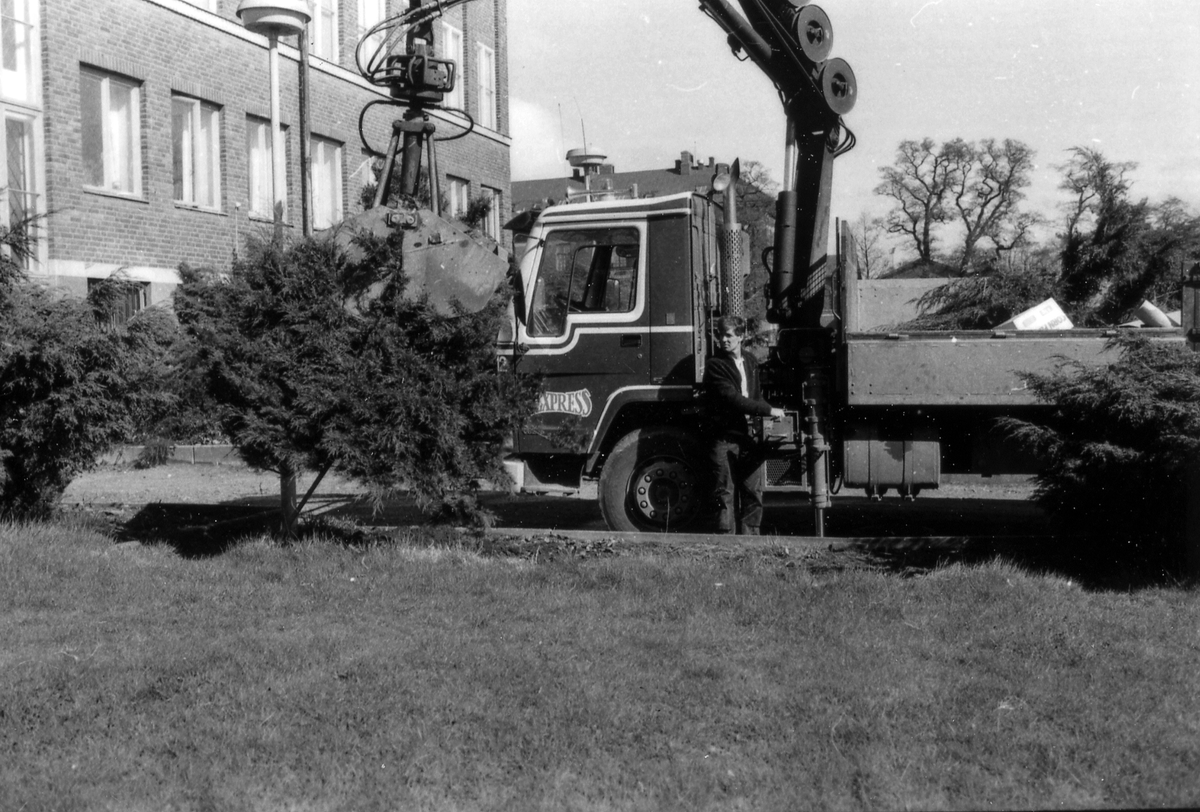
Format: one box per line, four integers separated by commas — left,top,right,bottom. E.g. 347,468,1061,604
235,0,312,536
236,0,310,239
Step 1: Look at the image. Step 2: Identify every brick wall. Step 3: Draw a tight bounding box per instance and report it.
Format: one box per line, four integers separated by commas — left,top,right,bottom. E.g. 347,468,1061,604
38,0,511,297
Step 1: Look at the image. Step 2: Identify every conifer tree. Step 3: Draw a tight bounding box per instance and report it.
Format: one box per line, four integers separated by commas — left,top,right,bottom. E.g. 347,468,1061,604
1001,333,1200,552
172,228,538,532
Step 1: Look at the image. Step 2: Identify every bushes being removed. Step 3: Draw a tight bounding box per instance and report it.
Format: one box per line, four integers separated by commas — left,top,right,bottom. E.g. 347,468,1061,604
172,229,540,523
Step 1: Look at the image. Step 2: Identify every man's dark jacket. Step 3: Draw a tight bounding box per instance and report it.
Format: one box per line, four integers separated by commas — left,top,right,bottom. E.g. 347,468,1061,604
704,350,774,436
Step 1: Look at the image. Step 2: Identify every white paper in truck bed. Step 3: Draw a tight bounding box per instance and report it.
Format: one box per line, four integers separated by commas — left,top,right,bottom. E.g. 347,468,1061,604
994,298,1073,331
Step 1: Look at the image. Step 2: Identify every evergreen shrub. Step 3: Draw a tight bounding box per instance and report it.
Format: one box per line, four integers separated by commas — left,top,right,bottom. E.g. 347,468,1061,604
0,225,174,518
1001,334,1200,552
172,228,539,517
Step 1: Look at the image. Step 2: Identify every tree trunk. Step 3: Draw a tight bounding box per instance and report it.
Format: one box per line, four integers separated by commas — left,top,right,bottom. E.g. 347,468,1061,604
280,462,298,538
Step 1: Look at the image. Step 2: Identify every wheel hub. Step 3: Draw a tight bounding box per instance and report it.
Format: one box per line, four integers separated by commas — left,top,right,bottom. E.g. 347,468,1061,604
631,458,698,528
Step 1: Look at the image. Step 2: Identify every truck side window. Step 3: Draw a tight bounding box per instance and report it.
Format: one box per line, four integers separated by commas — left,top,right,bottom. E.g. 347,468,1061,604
527,227,640,337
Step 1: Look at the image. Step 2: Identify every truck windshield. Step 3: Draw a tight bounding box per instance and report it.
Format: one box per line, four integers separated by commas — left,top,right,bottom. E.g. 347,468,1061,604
527,226,640,337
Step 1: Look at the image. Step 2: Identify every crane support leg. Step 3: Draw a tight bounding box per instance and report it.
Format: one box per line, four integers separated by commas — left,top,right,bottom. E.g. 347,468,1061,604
803,369,832,537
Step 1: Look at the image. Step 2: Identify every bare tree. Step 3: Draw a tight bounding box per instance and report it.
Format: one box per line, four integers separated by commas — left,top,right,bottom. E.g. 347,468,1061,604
944,138,1037,271
850,211,889,279
876,137,1038,272
874,138,956,262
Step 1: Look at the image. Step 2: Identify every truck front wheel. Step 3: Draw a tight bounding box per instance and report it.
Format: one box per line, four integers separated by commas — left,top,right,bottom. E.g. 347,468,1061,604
599,427,708,533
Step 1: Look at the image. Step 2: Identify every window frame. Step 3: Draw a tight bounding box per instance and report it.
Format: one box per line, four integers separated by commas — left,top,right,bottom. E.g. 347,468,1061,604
1,0,37,104
2,112,36,268
246,115,286,221
357,0,387,52
86,275,149,326
439,21,464,111
310,0,339,62
475,42,496,130
80,66,142,197
0,0,40,269
172,94,221,210
310,134,343,230
446,174,469,220
524,224,646,339
480,185,501,240
87,277,150,327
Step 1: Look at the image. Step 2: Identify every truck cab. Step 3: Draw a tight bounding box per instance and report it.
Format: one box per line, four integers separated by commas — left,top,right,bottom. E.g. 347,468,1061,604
500,192,729,531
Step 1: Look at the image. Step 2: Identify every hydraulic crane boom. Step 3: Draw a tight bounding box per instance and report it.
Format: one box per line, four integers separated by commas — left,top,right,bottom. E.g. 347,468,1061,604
354,0,855,328
696,0,856,327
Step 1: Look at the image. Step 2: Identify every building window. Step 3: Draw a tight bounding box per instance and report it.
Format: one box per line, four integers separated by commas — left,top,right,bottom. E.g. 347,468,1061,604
87,278,149,327
311,135,343,230
446,175,468,219
246,116,286,220
439,22,463,111
2,114,34,268
480,185,501,239
358,0,387,53
1,0,35,103
310,0,338,62
172,95,221,209
80,67,141,196
475,43,496,130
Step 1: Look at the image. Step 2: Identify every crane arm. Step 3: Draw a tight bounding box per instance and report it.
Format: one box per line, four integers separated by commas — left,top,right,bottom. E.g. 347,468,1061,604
354,0,857,326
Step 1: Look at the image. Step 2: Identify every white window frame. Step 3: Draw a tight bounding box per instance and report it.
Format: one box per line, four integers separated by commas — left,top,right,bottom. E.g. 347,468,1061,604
439,21,463,111
446,175,468,220
180,0,217,11
172,95,221,209
246,116,285,220
311,135,343,230
475,42,496,130
310,0,339,62
521,222,648,342
2,112,36,268
80,67,141,197
357,0,387,53
481,185,501,239
0,1,40,269
1,0,37,104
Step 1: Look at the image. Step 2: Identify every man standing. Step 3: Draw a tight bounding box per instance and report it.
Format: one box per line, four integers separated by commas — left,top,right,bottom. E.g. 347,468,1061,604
704,316,785,535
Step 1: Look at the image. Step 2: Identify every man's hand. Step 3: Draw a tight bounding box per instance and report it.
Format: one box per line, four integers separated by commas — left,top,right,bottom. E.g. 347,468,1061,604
769,407,785,419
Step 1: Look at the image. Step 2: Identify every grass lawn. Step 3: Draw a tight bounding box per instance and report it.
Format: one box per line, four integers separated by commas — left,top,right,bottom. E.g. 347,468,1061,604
2,520,1198,811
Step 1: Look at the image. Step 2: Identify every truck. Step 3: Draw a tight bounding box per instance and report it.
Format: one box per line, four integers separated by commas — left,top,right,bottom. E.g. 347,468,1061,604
354,0,1191,535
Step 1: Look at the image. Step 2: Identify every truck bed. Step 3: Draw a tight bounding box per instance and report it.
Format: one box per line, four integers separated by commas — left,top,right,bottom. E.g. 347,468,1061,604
838,271,1185,407
842,328,1184,406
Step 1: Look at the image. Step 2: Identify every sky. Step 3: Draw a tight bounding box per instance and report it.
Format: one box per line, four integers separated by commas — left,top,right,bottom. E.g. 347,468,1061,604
507,0,1200,233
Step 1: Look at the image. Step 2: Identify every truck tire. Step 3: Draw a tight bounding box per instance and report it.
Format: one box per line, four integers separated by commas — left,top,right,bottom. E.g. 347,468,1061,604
599,427,707,533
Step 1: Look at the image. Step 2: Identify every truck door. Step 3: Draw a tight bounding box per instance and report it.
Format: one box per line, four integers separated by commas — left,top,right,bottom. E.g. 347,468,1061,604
517,221,649,454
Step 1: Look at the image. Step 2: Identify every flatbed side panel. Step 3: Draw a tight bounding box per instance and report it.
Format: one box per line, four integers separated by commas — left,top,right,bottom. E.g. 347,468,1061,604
845,330,1185,406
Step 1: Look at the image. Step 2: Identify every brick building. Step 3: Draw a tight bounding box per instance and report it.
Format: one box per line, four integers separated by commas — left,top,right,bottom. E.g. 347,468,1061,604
6,0,509,308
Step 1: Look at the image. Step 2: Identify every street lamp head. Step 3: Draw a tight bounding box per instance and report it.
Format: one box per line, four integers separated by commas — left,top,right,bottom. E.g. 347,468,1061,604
236,0,310,37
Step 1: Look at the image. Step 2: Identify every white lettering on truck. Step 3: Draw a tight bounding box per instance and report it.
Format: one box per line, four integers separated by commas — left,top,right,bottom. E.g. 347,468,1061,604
535,389,594,417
